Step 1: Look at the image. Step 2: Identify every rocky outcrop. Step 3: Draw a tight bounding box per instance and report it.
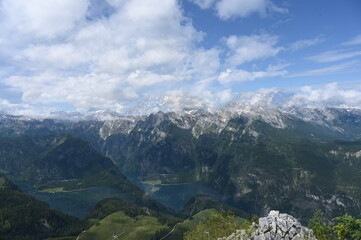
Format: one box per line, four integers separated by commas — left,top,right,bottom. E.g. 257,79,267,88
219,210,317,240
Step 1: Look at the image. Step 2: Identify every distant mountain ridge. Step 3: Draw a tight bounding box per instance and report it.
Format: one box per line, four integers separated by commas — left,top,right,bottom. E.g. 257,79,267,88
1,105,361,142
4,89,360,121
2,89,361,140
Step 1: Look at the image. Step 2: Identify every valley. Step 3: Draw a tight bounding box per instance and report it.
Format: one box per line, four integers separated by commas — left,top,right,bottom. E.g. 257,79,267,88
1,0,361,238
1,100,361,239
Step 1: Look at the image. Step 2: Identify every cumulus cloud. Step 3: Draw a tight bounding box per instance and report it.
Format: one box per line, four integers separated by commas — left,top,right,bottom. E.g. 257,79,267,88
214,89,233,104
126,90,215,115
3,73,138,112
1,0,89,38
215,0,287,20
224,34,283,66
162,91,213,111
186,48,221,81
342,34,361,46
218,64,287,84
0,97,56,116
298,83,361,108
0,0,223,113
0,0,291,116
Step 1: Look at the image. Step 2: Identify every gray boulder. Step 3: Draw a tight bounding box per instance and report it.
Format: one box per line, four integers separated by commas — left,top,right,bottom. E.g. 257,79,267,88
219,210,317,240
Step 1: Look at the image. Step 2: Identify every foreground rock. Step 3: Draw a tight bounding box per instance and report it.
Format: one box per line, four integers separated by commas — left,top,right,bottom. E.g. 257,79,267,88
219,210,317,240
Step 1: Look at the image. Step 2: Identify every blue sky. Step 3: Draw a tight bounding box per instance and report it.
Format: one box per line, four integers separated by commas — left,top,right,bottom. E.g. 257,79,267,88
0,0,361,115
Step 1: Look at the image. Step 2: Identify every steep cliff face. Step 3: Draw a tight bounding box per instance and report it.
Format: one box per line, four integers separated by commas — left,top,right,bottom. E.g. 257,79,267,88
219,210,317,240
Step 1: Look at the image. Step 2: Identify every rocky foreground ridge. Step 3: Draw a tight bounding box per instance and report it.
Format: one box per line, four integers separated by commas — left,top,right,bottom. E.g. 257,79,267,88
219,211,317,240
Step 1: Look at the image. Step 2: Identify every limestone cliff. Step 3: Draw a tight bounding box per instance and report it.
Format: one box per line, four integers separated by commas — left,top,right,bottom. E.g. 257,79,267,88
219,210,316,240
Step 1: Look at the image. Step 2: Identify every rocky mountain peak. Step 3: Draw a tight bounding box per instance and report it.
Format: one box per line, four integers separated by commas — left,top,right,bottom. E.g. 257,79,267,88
219,210,317,240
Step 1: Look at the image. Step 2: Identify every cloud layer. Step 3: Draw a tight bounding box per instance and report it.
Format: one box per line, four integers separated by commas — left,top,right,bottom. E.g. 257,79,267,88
0,0,360,115
0,0,292,114
298,83,361,108
1,0,209,112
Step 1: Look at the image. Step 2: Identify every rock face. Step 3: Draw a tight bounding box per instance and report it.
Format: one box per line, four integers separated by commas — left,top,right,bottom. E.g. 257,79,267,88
220,210,317,240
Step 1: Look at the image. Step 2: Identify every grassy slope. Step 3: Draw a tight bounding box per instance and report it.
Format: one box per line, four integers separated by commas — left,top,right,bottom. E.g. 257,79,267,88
79,211,169,240
167,209,250,240
167,209,217,240
44,199,245,240
49,208,228,240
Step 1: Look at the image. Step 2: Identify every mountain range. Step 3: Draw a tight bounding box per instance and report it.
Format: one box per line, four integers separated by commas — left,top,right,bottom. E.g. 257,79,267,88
1,90,361,232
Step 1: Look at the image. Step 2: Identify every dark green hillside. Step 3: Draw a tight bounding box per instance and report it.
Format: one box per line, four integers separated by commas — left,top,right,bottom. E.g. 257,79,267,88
0,134,117,184
0,174,79,240
0,135,173,218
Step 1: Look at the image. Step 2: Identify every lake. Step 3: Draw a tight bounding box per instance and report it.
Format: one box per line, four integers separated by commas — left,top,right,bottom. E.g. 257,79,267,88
14,178,222,219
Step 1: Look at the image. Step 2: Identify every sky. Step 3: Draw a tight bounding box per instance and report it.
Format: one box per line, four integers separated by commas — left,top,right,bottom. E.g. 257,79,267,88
0,0,361,115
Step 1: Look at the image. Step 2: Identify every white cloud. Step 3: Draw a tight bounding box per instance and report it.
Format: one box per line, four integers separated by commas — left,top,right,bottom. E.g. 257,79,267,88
20,44,88,71
306,50,361,63
162,91,213,111
1,0,89,38
3,73,135,112
0,0,289,116
298,83,361,108
224,34,283,66
0,97,56,116
215,89,233,104
1,0,223,113
189,0,216,9
215,0,287,20
126,70,179,89
342,34,361,46
218,65,287,84
288,61,359,78
186,48,221,81
289,36,324,51
127,90,215,115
